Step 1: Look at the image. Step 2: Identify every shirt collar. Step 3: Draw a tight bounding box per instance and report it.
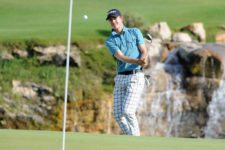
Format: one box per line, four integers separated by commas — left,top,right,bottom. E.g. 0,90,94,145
112,26,128,36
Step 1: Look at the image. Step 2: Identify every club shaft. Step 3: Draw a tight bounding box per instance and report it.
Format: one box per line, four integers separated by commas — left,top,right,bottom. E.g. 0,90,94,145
62,0,74,150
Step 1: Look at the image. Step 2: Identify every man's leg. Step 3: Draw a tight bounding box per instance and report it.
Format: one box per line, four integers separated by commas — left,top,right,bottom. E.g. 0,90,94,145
113,75,131,134
123,73,145,136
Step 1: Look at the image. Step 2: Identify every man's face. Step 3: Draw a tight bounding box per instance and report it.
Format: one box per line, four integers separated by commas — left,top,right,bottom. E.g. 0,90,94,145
108,16,123,31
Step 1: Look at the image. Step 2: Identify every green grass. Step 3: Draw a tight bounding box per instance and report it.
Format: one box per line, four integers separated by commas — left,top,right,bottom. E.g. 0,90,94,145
0,0,224,42
0,129,225,150
0,45,115,100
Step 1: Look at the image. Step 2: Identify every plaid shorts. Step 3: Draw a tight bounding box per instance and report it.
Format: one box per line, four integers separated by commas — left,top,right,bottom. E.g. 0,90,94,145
113,72,145,136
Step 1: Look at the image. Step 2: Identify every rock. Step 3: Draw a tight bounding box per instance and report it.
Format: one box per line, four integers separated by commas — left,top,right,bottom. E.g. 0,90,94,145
148,22,172,41
34,45,81,67
163,41,202,51
186,48,224,79
1,52,14,60
69,51,81,67
12,80,53,99
138,42,225,137
145,38,169,67
181,22,206,42
178,42,203,51
215,32,225,43
165,43,202,66
203,43,225,65
37,55,52,64
68,99,119,134
172,32,192,42
12,49,28,58
33,45,66,55
184,77,221,103
0,106,5,118
52,51,81,67
166,46,224,79
12,80,37,99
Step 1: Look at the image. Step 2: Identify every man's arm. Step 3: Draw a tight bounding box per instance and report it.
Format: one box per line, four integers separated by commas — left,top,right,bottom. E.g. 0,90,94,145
138,43,148,67
114,50,144,65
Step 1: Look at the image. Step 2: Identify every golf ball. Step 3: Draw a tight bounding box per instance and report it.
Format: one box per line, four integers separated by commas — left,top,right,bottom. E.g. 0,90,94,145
83,15,88,20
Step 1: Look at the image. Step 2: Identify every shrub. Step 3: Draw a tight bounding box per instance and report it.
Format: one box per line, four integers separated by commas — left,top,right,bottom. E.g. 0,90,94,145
123,12,145,29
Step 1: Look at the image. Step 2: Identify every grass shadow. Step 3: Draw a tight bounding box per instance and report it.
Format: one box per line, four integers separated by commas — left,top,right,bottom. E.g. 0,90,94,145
96,29,111,37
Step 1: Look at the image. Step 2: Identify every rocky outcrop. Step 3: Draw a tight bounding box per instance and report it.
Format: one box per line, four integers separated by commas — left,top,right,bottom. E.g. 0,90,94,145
65,98,119,134
34,45,81,67
145,38,168,67
215,32,225,43
148,22,172,41
0,81,59,129
0,45,81,67
181,22,206,42
12,49,28,58
12,80,54,99
0,51,14,60
172,32,192,42
139,41,225,138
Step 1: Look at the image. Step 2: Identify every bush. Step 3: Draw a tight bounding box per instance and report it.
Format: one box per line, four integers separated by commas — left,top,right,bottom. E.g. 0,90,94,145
123,12,145,29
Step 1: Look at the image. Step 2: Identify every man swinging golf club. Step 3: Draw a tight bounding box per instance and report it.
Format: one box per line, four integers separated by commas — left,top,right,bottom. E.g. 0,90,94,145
105,9,148,136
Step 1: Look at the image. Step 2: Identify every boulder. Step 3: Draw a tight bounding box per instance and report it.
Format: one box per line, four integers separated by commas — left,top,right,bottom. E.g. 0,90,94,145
12,49,28,58
184,77,221,103
34,45,81,67
164,46,224,79
145,38,169,67
148,22,172,41
0,80,59,129
215,32,225,43
52,51,81,67
186,48,224,78
163,41,202,51
33,45,65,55
172,32,192,42
0,52,14,60
12,80,53,99
181,22,206,42
203,43,225,65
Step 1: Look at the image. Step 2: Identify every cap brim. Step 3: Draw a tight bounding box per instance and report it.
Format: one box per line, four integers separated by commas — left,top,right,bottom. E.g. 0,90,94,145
106,15,119,20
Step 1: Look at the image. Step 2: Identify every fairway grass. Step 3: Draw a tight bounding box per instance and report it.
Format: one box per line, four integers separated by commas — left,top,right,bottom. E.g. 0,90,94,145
0,129,225,150
0,0,225,42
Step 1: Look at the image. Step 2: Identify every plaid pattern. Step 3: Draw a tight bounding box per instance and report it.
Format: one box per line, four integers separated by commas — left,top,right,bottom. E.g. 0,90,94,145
113,72,145,136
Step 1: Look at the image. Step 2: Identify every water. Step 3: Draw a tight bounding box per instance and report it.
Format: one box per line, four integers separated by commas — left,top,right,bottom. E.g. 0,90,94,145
204,80,225,138
138,62,190,137
138,43,225,137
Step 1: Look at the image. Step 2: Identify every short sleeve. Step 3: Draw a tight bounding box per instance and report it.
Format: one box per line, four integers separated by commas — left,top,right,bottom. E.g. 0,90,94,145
105,38,119,56
135,28,145,45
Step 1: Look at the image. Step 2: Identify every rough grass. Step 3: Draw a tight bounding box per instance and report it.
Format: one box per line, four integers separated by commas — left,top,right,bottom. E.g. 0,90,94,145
0,0,224,42
0,129,225,150
0,45,115,100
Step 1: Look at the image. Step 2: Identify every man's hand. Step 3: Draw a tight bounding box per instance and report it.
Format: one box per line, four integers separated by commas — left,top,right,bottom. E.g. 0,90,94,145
137,57,148,67
114,50,148,67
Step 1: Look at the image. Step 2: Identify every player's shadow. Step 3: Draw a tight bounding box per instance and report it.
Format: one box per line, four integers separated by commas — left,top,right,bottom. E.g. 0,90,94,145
96,30,111,37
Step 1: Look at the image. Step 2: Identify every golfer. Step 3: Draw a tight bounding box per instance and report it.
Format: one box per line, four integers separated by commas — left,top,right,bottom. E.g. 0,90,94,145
105,9,148,136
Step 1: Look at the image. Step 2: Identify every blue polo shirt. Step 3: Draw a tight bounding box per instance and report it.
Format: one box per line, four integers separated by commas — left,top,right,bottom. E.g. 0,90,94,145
105,26,145,73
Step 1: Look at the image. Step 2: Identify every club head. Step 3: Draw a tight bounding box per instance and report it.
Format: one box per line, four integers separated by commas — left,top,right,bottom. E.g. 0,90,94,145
147,33,153,43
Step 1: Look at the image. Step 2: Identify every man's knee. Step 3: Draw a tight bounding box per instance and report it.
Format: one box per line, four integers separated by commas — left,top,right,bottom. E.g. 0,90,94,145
123,109,136,119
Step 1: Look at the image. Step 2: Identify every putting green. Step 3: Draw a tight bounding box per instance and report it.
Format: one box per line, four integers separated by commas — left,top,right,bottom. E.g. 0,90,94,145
0,129,224,150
